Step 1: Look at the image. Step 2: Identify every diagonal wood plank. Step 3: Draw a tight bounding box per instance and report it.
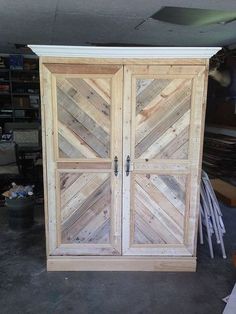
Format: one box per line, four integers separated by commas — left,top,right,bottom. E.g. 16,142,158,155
61,178,110,232
154,126,189,159
58,134,86,158
61,179,111,244
57,79,110,134
135,93,191,157
61,173,110,222
58,121,99,158
58,104,109,157
61,172,97,208
57,86,109,144
159,175,185,205
135,80,192,145
134,211,166,244
150,175,186,214
139,110,190,159
135,196,181,244
67,78,111,121
135,174,184,229
136,79,154,96
134,222,157,244
83,78,111,105
135,183,184,242
136,79,172,114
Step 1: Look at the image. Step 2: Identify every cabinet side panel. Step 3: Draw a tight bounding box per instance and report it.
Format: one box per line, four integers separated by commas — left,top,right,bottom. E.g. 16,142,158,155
40,62,58,254
187,62,209,255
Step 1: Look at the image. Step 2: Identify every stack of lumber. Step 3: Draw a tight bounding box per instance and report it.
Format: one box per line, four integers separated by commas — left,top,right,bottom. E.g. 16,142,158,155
203,127,236,178
199,171,226,259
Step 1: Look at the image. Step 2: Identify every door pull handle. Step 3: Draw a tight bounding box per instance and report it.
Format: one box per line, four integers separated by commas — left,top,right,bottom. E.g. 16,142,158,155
126,155,130,176
114,156,118,176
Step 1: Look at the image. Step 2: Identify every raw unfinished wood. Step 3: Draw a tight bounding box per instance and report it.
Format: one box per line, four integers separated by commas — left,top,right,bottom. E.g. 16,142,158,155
43,64,123,256
211,179,236,207
56,77,111,159
39,57,209,271
47,256,196,271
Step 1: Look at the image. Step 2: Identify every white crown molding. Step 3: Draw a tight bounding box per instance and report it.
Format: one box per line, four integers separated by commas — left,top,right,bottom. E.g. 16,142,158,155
28,45,221,59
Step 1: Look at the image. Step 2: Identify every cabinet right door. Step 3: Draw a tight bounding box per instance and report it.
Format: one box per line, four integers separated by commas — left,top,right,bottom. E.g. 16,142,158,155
122,64,207,256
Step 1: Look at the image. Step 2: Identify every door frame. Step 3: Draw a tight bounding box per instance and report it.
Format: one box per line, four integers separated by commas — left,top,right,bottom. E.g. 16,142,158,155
41,63,124,256
122,64,208,256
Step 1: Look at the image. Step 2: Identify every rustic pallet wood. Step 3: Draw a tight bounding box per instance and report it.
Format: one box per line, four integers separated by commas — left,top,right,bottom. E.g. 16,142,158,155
122,65,207,257
47,256,196,271
39,56,209,271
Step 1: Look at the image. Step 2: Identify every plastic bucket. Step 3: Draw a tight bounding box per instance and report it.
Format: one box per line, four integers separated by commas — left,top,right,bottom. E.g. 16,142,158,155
5,197,35,230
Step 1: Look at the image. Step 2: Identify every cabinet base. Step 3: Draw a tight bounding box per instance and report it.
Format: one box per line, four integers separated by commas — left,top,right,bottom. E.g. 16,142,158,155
47,256,196,272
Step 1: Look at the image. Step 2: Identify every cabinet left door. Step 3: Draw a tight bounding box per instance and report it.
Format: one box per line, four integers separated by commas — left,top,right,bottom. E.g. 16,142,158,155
41,63,123,256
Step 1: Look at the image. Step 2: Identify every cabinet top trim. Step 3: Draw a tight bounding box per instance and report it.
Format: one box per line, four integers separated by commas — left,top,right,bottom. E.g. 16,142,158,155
28,45,221,59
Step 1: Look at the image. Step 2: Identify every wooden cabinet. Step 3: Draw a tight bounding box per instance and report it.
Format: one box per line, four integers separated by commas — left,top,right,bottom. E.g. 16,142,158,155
31,46,220,271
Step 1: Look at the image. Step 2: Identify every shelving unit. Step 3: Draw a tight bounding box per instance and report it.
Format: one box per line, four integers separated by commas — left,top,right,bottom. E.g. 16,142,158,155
0,55,40,130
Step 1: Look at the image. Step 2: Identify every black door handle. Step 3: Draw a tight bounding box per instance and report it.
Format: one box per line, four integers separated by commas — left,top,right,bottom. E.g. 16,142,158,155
126,155,130,176
114,156,118,176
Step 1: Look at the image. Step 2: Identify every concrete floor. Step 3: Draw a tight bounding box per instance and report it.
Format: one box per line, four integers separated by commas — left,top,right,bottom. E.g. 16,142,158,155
0,203,235,314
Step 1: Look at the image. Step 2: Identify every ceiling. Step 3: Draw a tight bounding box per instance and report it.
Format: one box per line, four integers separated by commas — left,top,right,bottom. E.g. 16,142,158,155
1,0,236,54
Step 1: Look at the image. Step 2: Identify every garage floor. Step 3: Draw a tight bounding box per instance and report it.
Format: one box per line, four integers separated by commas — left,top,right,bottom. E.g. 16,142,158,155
0,203,235,314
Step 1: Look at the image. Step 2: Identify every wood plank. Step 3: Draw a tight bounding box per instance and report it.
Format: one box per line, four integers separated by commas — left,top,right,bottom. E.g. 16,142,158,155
134,212,166,244
150,175,186,214
122,65,132,254
135,92,191,158
64,78,111,125
135,185,183,243
61,177,110,233
57,162,110,169
61,173,109,222
58,134,85,158
136,80,191,145
62,182,110,242
136,79,172,114
83,78,111,104
58,104,109,157
186,62,208,255
57,86,109,145
211,179,236,207
139,110,191,159
42,57,206,65
58,121,99,158
47,256,197,271
40,63,58,254
46,63,121,74
60,172,96,207
155,127,189,159
110,67,123,252
135,174,184,229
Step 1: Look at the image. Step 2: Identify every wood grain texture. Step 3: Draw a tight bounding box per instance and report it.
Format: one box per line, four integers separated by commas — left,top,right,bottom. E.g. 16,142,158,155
123,64,206,258
40,60,208,270
133,174,186,245
56,77,111,159
47,256,197,271
135,78,192,159
60,172,111,244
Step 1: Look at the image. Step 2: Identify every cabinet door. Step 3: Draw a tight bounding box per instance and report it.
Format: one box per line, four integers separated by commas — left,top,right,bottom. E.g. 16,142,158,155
123,65,207,256
42,64,123,256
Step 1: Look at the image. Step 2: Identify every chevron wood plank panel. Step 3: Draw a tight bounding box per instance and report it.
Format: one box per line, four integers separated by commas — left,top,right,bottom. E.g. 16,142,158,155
135,78,192,160
132,173,187,245
40,58,208,269
60,172,111,245
56,77,111,159
123,64,207,257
